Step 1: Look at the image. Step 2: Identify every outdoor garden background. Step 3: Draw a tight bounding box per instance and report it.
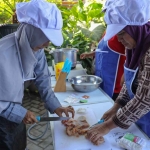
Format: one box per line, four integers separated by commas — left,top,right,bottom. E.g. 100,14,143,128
0,0,106,74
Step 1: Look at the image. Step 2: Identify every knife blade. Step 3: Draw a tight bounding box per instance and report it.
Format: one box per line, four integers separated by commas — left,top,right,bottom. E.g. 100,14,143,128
36,116,70,122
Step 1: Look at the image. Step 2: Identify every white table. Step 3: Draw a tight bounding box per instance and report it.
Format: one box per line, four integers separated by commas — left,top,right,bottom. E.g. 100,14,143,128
50,102,150,150
48,66,150,150
48,66,114,105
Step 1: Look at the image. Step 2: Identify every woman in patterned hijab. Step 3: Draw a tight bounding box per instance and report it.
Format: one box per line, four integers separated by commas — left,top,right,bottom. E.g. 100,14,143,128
86,0,150,146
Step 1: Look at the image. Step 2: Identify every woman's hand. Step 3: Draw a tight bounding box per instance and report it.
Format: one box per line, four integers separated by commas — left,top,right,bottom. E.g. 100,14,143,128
101,103,120,121
80,52,95,59
23,110,37,124
86,119,117,145
120,74,124,86
80,53,89,59
54,106,75,118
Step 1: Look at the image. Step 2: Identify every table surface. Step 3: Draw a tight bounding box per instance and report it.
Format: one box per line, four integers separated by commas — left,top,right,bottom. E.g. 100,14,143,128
48,65,114,105
48,65,150,150
51,103,150,150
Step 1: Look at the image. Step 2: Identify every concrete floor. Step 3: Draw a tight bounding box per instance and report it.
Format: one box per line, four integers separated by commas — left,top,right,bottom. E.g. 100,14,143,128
23,90,54,150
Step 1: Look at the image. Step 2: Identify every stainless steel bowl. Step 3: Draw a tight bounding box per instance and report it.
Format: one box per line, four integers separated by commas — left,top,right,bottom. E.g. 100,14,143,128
69,75,103,93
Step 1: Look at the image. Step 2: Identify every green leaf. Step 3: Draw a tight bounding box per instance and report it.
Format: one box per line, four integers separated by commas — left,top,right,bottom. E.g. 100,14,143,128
90,24,106,41
87,3,103,10
79,27,92,37
78,0,84,9
70,6,78,18
87,9,102,18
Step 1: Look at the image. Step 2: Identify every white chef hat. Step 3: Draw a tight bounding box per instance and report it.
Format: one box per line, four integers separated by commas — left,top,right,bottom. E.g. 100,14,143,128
16,0,63,46
103,0,150,41
102,0,115,12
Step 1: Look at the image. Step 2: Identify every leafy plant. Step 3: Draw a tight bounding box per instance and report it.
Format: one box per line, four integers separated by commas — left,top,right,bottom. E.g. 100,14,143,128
0,0,29,24
47,0,106,74
0,0,106,74
0,0,62,24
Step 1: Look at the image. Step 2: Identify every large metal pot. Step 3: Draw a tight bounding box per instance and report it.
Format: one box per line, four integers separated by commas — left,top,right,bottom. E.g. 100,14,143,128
49,48,78,68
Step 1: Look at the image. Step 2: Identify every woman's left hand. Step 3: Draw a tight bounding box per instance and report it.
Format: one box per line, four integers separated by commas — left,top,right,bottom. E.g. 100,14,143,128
86,119,117,145
54,106,75,118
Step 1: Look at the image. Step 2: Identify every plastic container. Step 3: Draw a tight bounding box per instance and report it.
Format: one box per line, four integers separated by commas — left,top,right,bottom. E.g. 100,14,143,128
55,62,64,80
117,133,146,150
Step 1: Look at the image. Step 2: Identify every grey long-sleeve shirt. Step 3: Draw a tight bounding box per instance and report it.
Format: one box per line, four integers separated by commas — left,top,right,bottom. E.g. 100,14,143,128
0,48,61,123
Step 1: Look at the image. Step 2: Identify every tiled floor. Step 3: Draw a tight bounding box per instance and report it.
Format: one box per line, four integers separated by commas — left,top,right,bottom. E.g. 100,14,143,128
23,90,54,150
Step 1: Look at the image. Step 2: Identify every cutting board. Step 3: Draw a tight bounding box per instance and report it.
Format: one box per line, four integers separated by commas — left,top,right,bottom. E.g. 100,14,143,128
53,105,150,150
53,107,113,150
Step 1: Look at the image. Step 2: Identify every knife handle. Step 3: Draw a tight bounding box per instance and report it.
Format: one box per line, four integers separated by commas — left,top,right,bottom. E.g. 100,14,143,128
98,119,104,124
89,119,104,129
36,116,41,121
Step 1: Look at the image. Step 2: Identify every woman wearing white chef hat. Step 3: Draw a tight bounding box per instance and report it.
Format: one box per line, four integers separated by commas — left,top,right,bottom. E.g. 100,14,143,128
0,0,74,149
86,0,150,145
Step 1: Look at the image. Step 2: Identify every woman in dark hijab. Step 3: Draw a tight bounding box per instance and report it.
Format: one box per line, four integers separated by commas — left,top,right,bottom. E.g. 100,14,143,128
86,0,150,146
0,1,74,149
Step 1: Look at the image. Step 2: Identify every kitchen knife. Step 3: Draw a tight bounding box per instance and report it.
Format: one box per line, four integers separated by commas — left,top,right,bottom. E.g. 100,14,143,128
36,116,70,122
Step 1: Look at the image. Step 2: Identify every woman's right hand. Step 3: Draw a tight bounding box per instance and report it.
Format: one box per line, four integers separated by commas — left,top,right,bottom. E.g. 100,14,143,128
80,51,95,59
101,103,120,121
23,110,37,124
80,53,89,59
